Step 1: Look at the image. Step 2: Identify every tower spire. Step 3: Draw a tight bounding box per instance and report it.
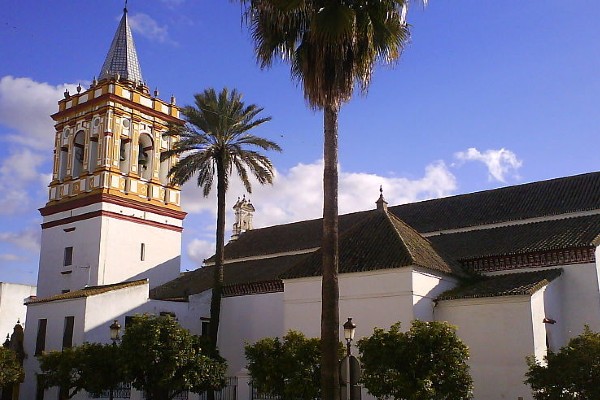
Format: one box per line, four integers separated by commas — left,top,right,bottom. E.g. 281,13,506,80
99,5,143,84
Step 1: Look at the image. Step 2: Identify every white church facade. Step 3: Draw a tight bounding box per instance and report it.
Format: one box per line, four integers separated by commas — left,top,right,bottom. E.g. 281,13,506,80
7,5,600,400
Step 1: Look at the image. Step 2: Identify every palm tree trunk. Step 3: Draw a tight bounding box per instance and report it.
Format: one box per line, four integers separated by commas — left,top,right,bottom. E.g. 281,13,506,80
208,158,226,400
321,104,340,400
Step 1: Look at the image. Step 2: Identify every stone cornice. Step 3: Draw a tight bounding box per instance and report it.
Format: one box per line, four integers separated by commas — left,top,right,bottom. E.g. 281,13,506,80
40,192,186,220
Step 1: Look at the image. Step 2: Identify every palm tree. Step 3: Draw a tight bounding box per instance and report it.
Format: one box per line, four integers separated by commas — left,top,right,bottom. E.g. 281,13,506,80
162,87,281,352
239,1,415,398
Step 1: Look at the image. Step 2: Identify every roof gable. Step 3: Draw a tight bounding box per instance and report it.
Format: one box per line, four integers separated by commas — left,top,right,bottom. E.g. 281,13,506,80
215,172,600,263
281,210,460,279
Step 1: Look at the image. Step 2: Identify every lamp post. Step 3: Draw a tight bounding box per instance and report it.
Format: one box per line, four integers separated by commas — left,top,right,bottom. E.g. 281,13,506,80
343,318,357,400
108,320,121,400
343,318,356,356
110,319,121,344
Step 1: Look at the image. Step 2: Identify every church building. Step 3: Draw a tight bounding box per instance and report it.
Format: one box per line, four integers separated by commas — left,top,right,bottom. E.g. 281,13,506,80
13,5,600,400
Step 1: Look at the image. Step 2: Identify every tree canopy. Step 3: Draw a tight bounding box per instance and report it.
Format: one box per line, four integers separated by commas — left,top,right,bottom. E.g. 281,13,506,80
245,330,343,400
38,342,123,399
358,320,473,400
120,314,227,400
0,346,24,388
525,325,600,400
38,315,226,400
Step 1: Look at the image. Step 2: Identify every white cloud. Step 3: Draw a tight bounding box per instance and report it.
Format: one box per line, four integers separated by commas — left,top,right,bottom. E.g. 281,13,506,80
128,13,174,44
0,76,77,151
181,159,457,229
0,76,77,214
454,147,522,182
0,148,49,214
0,228,41,253
0,254,22,262
186,238,214,266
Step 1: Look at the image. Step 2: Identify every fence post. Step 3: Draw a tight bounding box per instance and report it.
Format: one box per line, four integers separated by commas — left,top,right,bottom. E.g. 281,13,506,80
235,368,251,400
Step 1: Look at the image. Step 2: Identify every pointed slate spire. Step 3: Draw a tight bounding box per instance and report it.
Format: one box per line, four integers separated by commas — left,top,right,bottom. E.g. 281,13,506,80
99,4,144,83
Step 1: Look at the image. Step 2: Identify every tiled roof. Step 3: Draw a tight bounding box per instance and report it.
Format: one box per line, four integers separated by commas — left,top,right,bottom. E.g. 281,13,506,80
26,280,148,304
207,212,363,262
214,172,600,262
281,210,462,279
150,254,308,300
99,8,143,83
437,269,562,300
159,172,600,298
390,171,600,233
429,214,600,261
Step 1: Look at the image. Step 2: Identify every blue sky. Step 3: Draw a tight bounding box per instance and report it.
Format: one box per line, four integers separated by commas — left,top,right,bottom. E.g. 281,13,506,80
1,0,599,285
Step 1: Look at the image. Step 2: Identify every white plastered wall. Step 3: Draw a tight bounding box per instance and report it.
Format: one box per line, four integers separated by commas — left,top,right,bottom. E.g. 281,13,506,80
283,268,453,351
0,282,36,340
37,209,182,297
435,295,538,400
219,291,285,375
21,298,87,400
97,214,181,289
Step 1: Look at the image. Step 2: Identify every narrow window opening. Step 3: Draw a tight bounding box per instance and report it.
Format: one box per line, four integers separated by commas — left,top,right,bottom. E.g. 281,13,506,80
140,243,146,261
35,319,47,356
63,247,73,267
62,316,75,349
201,318,210,337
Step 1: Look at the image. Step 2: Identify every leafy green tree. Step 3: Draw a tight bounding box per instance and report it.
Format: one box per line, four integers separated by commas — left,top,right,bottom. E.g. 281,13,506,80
525,325,600,399
238,2,418,397
0,346,24,388
120,314,227,400
38,343,124,399
358,320,473,400
245,331,343,400
163,87,280,352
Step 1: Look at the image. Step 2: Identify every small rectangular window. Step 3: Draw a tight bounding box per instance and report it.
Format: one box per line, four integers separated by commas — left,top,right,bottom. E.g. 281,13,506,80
63,247,73,267
62,316,75,349
35,319,47,356
140,243,145,261
201,319,210,337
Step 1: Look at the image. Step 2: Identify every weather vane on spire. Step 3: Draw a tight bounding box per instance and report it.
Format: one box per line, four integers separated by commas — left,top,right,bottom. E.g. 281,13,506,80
124,0,128,13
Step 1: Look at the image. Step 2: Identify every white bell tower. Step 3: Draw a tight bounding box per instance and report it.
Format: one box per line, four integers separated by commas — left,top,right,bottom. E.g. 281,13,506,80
36,7,186,297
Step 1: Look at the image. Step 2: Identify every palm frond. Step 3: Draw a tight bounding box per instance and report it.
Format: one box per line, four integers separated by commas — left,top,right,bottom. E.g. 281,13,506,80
165,87,281,197
241,0,414,109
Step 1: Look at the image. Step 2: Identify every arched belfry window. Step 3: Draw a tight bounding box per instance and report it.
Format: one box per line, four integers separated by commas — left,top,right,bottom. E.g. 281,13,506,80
72,131,85,178
88,137,99,172
138,133,153,180
159,151,170,186
119,139,131,174
58,147,68,181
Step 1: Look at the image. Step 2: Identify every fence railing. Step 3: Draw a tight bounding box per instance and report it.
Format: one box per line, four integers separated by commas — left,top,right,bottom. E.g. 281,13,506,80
198,376,238,400
91,382,132,399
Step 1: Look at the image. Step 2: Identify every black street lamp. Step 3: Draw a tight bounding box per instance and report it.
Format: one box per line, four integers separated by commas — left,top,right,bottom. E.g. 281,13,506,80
343,317,356,356
108,320,121,400
342,318,359,400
